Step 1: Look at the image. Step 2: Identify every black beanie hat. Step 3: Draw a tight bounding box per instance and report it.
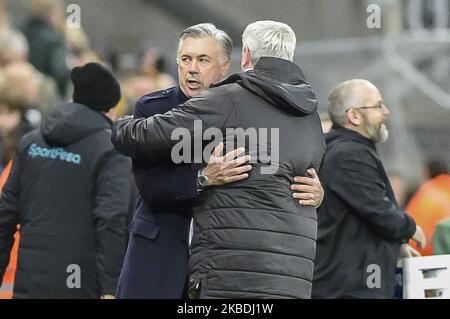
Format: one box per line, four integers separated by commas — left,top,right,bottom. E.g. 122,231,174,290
71,63,121,112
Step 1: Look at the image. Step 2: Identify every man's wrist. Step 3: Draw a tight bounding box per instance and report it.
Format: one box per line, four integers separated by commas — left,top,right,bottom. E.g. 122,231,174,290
197,168,209,191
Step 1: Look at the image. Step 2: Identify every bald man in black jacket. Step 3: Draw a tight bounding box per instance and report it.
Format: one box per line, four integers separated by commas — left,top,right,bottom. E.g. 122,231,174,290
312,79,425,299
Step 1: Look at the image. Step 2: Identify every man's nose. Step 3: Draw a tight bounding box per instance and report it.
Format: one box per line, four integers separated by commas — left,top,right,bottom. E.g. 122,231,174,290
382,103,390,116
188,60,199,73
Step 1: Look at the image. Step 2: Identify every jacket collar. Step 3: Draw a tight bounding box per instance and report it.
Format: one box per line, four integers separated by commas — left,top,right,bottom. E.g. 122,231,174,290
253,57,306,84
213,57,307,88
328,125,376,150
175,85,189,102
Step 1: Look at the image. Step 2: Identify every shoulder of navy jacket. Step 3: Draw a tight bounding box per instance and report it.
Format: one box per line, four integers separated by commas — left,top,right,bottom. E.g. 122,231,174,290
137,87,177,105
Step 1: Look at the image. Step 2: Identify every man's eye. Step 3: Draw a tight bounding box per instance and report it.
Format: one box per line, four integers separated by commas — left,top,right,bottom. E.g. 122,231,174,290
200,59,209,63
182,57,191,63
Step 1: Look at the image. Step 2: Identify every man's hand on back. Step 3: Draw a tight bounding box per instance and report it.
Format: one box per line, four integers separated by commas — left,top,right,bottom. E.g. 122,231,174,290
291,168,324,207
202,145,324,209
202,143,252,186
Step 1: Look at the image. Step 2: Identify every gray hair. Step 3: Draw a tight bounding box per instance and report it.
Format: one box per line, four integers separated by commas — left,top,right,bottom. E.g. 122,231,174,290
327,79,376,126
242,20,296,65
177,23,233,63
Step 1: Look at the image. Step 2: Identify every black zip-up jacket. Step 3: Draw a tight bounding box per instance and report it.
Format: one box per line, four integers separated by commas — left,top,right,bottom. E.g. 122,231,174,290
312,127,416,299
0,103,131,298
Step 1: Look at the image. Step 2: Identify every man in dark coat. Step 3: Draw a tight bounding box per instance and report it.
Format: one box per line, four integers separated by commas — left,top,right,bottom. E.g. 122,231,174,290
312,79,426,299
115,23,325,299
0,63,130,299
112,21,325,299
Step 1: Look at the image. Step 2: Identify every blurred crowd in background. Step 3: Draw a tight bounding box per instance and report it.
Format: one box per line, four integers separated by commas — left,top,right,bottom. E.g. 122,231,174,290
0,1,179,298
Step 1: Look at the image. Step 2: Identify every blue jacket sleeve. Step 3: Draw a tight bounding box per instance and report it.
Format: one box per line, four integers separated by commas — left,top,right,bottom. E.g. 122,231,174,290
111,87,235,161
131,98,200,204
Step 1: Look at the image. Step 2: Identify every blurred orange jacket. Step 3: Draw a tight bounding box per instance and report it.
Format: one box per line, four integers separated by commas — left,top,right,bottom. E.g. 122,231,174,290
406,174,450,256
0,161,19,299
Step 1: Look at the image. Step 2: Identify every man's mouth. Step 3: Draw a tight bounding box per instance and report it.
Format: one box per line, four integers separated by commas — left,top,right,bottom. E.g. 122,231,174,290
186,79,202,90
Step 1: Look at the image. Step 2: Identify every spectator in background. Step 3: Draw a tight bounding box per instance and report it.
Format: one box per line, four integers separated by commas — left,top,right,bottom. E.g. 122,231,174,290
388,172,410,210
0,27,60,118
0,97,21,173
0,1,28,67
64,25,90,65
118,47,177,105
0,28,28,67
2,63,42,120
0,91,24,172
0,63,131,298
434,218,450,255
121,71,156,103
23,0,69,96
63,24,110,69
312,79,425,299
407,159,450,255
106,47,172,118
139,46,176,91
0,70,40,172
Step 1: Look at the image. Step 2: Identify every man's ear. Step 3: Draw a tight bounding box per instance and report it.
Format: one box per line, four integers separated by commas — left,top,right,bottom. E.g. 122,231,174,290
241,47,253,71
346,108,362,126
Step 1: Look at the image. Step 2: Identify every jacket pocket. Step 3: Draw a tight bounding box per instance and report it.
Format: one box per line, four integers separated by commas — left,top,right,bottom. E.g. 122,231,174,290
128,217,160,240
